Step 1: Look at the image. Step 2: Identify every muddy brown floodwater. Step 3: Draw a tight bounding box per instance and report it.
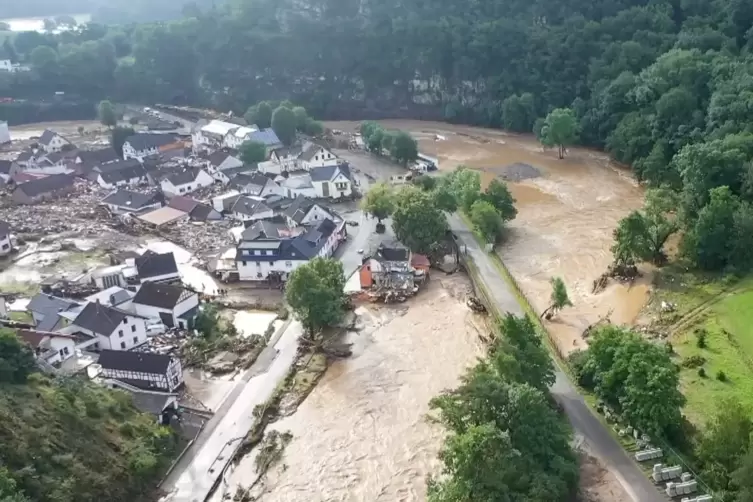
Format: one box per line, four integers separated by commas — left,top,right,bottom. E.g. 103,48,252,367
223,275,485,501
331,120,648,355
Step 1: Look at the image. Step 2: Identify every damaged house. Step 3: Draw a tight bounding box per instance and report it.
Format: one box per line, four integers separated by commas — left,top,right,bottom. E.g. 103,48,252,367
132,282,199,329
95,159,149,189
101,189,164,215
359,244,428,293
159,167,214,196
97,349,183,392
135,251,180,284
12,173,76,205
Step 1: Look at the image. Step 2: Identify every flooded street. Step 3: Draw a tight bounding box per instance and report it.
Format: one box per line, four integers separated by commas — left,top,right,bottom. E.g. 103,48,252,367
330,120,647,355
222,275,485,501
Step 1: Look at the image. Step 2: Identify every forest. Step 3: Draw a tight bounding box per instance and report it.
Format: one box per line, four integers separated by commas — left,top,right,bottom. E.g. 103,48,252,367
0,330,178,502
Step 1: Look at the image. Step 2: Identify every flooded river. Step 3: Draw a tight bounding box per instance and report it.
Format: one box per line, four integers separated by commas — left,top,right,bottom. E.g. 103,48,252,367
222,275,485,501
332,120,647,355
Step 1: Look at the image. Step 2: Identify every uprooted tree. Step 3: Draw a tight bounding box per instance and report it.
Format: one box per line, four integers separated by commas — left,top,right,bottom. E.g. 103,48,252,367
542,277,573,320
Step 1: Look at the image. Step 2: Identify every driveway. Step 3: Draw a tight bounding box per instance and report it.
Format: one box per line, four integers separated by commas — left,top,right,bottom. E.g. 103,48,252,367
448,213,665,502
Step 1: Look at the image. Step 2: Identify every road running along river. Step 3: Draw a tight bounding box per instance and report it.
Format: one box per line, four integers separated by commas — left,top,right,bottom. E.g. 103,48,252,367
329,120,648,357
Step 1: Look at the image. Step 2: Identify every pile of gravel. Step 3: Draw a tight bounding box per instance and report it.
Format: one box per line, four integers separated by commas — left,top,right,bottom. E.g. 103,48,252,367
499,162,542,182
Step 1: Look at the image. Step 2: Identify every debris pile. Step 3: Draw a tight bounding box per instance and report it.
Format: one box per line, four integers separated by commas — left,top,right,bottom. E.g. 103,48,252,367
592,261,640,293
466,296,487,313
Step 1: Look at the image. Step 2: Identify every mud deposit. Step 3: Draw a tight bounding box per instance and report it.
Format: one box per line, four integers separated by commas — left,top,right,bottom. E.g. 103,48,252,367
331,120,648,355
223,275,485,501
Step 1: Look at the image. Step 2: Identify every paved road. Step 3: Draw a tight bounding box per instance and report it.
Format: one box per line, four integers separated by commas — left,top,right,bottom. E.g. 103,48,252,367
448,214,665,502
160,320,303,502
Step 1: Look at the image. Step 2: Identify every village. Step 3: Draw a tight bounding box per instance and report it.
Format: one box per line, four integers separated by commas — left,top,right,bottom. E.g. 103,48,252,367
0,108,450,500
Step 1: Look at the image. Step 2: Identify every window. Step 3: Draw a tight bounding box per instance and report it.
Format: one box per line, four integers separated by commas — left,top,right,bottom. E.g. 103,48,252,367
254,250,260,255
255,261,261,266
133,337,138,344
269,261,274,265
242,260,247,266
131,325,136,332
315,155,319,161
1,243,8,250
285,261,292,267
120,342,126,349
265,250,272,256
256,272,262,278
122,318,128,324
63,347,69,355
335,182,348,190
244,250,250,255
179,188,185,193
118,330,124,337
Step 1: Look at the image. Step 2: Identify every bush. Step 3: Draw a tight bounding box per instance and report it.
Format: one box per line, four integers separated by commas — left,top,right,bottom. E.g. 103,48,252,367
567,350,593,389
698,367,706,378
695,328,708,349
681,355,707,369
716,370,727,382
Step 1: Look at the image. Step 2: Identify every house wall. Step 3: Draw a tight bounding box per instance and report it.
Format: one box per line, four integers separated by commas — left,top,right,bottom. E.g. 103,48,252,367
101,358,182,392
231,207,273,222
12,186,74,205
44,135,69,153
49,336,76,362
140,271,181,284
0,233,11,256
123,143,160,161
161,170,214,196
23,165,71,175
314,174,352,199
97,174,146,190
237,255,307,281
283,184,317,199
94,272,126,289
106,202,161,215
133,293,199,329
105,316,148,350
301,149,339,170
0,297,6,318
257,160,281,175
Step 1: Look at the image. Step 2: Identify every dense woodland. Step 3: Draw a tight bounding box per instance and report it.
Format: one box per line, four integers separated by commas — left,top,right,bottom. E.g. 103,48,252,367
0,330,178,502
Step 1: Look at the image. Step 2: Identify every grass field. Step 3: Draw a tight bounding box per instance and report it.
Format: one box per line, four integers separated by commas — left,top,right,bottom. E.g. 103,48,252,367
652,270,753,427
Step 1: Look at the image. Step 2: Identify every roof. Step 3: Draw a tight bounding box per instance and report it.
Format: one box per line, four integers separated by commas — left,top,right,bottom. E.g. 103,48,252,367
283,195,319,224
131,392,177,414
42,149,78,164
133,282,194,309
221,165,256,178
98,349,172,374
248,128,281,146
28,293,79,316
101,189,163,210
298,142,327,162
231,173,271,193
98,163,147,184
97,158,143,172
310,163,352,182
168,195,200,213
135,251,179,279
0,160,11,174
39,129,61,146
85,287,134,306
273,145,303,159
125,133,178,152
230,196,270,216
77,148,120,165
137,206,188,226
73,302,138,335
281,173,313,189
0,220,9,236
232,126,258,138
164,168,202,186
190,203,218,221
16,329,75,349
15,173,75,197
205,150,240,168
236,218,336,261
15,150,34,163
241,218,302,240
378,245,410,262
201,120,240,137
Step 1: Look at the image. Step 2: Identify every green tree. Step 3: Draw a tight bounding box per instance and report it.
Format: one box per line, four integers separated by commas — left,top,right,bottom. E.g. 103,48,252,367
304,118,324,136
361,182,394,223
194,304,220,339
491,314,555,392
392,186,449,255
365,126,385,154
245,101,273,129
432,184,458,212
732,448,753,502
292,106,308,130
285,258,346,335
110,126,135,157
0,330,37,384
470,199,504,244
547,277,573,317
482,179,517,221
413,175,437,192
239,140,267,164
540,108,579,159
271,106,297,146
97,100,117,128
389,130,418,166
446,167,481,213
684,186,740,271
698,400,753,491
501,93,536,132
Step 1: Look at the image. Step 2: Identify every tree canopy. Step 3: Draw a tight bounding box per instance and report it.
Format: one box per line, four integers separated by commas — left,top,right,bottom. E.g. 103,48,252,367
97,100,117,128
271,106,297,146
361,182,394,223
239,140,268,164
285,257,346,335
392,186,449,255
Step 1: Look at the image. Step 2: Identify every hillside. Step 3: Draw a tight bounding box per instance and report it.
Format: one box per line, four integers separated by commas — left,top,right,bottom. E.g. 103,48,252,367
0,330,177,502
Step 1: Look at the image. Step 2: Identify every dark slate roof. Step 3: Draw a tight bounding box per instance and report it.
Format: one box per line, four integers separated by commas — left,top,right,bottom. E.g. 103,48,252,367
0,220,9,235
28,293,78,316
15,150,34,163
236,218,336,262
189,203,217,221
125,133,178,151
168,195,200,213
230,196,270,216
77,148,120,165
309,163,352,182
43,149,78,164
15,174,75,197
205,150,240,168
248,128,281,146
165,168,200,186
73,302,136,335
133,282,193,309
241,218,297,240
98,349,172,374
230,173,270,192
101,190,163,210
221,165,256,178
135,251,179,279
284,195,316,224
39,129,58,146
298,143,326,162
97,158,143,173
378,246,410,262
0,160,11,174
99,164,147,184
273,145,303,158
